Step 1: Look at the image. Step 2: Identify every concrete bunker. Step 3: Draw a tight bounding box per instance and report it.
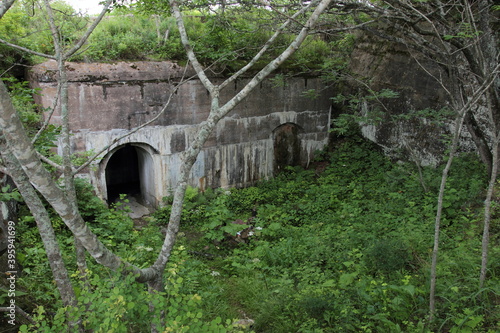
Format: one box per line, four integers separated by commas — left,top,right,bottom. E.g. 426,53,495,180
103,143,157,206
273,123,302,173
29,61,332,198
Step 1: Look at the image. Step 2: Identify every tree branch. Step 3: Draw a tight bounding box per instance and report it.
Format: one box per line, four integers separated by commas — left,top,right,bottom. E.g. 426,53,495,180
171,0,215,94
0,305,36,325
219,1,315,90
64,0,113,59
0,37,56,59
0,0,16,18
32,81,61,145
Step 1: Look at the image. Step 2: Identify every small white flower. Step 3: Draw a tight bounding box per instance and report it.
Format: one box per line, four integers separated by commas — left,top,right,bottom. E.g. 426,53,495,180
255,227,263,231
211,271,221,276
248,231,254,236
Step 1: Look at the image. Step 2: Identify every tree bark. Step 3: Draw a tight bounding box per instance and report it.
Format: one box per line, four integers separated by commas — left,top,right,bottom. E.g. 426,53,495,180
1,149,77,309
0,0,16,17
480,136,498,288
0,80,156,280
152,0,334,275
464,111,493,175
429,108,468,323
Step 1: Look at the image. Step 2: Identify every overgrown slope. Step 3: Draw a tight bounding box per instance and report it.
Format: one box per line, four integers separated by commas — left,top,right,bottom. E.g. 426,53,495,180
11,137,499,332
152,136,498,332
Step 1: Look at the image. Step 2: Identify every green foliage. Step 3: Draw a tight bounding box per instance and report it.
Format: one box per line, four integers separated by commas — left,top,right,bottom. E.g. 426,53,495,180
285,36,336,72
394,107,456,125
0,1,347,83
13,137,498,332
0,184,22,202
331,88,399,136
77,13,180,62
15,213,63,305
0,5,34,68
2,77,60,156
0,1,88,65
443,23,481,40
19,262,237,333
74,178,108,221
365,238,413,274
173,136,493,332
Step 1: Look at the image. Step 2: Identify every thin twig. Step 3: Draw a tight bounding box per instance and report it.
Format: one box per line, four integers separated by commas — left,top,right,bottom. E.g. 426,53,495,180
37,151,65,171
0,37,56,59
219,1,315,90
0,305,36,325
32,81,62,145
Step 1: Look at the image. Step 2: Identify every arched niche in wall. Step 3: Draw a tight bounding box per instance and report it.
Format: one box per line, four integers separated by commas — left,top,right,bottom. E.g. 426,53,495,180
102,143,158,206
273,122,303,173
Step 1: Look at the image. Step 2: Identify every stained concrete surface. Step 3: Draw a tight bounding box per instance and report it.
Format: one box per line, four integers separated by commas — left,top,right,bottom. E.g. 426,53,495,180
115,195,151,219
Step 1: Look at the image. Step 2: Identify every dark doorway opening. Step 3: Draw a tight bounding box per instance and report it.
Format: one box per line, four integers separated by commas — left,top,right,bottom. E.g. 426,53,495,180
273,123,301,173
105,144,141,203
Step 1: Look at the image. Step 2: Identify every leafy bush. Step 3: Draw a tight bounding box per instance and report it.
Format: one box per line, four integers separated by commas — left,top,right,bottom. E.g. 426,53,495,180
2,77,60,156
20,262,237,333
365,238,414,274
180,136,494,332
13,136,497,332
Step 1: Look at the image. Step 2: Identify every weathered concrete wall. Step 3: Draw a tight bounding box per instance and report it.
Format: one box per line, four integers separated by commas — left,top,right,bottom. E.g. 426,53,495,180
347,33,478,166
29,61,332,207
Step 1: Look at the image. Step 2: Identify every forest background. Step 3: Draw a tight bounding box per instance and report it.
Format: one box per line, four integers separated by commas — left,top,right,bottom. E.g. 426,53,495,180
0,1,499,332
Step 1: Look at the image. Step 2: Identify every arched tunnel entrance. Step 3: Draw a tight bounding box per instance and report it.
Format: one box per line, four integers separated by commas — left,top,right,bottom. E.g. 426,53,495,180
106,145,140,203
104,143,156,206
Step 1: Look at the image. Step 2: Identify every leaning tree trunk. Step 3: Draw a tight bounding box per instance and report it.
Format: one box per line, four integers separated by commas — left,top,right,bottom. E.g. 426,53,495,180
429,109,467,322
0,80,160,282
144,1,334,331
1,150,78,312
480,137,498,288
151,0,334,283
479,89,500,288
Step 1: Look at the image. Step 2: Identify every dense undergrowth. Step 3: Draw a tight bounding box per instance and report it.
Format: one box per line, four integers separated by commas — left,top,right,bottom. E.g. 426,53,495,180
0,2,351,79
7,136,500,332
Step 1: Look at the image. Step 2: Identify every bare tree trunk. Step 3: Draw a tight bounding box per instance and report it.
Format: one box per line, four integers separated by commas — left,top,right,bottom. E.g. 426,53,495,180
142,2,334,331
0,0,16,17
429,110,467,322
154,14,161,43
464,111,494,175
1,150,78,310
480,90,500,288
480,138,498,288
